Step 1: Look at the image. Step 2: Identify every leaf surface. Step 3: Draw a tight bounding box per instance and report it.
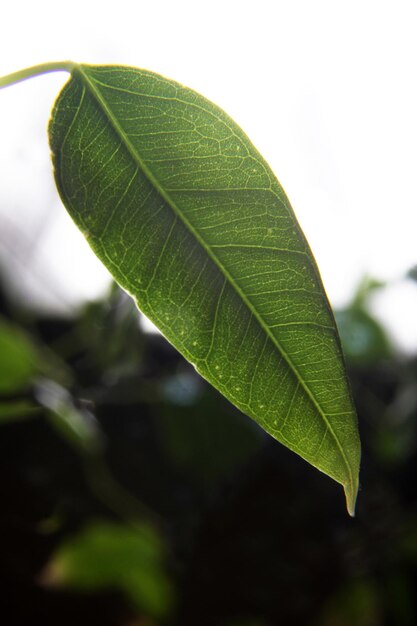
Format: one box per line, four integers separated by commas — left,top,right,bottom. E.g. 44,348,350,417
49,64,360,513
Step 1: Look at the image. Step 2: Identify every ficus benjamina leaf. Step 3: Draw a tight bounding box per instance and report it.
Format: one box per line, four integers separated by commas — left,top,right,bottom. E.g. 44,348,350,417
0,62,360,515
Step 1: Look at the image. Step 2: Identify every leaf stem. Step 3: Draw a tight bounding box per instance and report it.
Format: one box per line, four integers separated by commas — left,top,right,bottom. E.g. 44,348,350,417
0,61,75,90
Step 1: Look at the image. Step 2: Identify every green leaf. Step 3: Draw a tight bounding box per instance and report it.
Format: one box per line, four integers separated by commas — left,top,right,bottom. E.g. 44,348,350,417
48,64,360,513
0,316,38,393
36,380,103,454
44,521,173,618
0,400,40,423
0,314,72,393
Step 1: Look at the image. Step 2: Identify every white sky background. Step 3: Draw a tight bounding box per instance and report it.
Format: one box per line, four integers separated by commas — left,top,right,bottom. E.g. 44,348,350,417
1,0,417,350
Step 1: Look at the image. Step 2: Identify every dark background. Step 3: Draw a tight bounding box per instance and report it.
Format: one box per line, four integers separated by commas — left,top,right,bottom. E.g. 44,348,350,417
1,270,417,626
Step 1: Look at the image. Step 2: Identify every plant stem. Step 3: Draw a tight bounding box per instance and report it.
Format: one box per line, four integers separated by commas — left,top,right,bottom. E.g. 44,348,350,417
0,61,75,90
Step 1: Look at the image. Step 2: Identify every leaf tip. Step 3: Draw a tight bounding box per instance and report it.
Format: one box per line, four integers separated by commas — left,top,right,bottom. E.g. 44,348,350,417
344,478,359,517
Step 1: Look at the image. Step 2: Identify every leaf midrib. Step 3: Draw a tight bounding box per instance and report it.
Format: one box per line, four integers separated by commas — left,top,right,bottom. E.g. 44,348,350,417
74,64,353,491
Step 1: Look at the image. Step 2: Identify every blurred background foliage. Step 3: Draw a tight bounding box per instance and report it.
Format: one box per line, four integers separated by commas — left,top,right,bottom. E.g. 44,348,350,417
1,266,417,626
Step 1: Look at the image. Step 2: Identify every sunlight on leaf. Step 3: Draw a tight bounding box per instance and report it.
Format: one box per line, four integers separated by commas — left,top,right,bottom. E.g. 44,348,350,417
48,64,360,514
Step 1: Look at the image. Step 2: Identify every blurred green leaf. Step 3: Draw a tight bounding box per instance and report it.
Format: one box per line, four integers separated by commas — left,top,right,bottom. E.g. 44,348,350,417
336,308,392,366
0,316,39,393
45,521,174,619
71,287,145,380
406,265,417,282
36,380,103,454
0,399,40,423
351,276,386,308
336,276,392,366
